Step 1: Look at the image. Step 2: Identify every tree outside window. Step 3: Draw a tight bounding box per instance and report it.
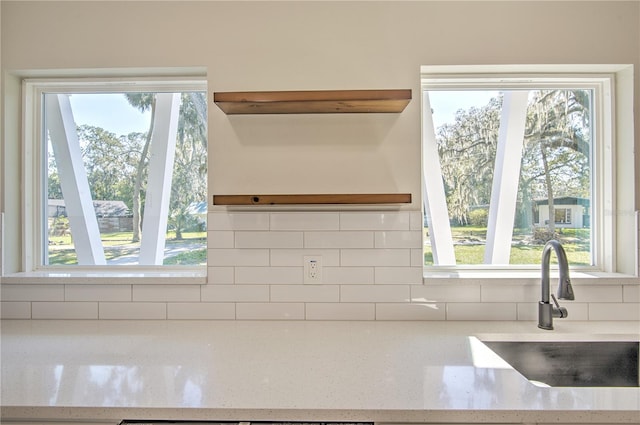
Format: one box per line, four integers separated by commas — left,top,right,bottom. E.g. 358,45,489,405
423,87,593,267
43,85,207,266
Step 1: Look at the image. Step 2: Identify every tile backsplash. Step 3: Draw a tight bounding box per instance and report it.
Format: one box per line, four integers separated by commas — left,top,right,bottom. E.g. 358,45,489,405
1,210,639,321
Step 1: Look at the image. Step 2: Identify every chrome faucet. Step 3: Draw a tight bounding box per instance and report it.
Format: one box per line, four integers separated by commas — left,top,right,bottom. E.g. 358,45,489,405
539,240,575,330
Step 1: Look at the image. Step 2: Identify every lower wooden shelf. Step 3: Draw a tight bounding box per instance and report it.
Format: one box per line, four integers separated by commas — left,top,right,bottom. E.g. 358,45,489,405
213,193,412,205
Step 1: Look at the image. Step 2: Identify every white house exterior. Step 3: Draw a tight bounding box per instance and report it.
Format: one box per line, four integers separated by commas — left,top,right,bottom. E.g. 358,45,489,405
534,197,590,229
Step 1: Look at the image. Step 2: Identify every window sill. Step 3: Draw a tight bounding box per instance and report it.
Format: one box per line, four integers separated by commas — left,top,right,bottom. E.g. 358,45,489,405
1,268,207,285
423,269,639,284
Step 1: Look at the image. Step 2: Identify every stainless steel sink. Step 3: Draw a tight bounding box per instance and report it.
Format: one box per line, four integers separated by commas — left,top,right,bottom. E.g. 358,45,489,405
482,340,639,387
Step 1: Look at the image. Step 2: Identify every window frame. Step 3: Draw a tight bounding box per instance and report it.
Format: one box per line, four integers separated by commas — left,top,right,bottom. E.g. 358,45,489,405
420,65,636,277
22,77,208,274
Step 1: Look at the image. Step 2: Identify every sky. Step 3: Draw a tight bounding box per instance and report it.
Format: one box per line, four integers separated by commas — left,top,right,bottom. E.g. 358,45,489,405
67,91,500,135
68,93,152,136
428,90,499,129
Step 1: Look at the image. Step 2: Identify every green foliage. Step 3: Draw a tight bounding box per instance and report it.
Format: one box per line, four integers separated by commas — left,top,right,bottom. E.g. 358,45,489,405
168,93,208,239
468,208,488,227
47,91,208,263
433,89,591,235
76,125,145,207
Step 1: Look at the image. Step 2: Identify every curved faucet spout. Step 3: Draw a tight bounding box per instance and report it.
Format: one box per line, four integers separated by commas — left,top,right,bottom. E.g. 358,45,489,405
539,240,575,330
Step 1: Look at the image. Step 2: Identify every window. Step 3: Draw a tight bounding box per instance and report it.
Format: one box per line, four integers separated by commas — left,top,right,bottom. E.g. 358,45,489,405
24,78,207,269
421,65,635,274
554,209,571,225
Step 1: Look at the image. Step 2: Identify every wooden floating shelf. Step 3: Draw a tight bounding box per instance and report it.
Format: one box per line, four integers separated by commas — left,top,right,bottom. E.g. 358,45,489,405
213,193,412,205
213,89,412,114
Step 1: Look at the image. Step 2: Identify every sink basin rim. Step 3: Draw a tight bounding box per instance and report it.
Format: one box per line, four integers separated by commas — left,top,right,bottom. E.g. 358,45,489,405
476,332,640,343
477,338,640,388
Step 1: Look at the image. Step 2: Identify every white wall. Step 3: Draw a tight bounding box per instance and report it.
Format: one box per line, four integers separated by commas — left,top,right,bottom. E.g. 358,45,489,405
2,1,638,200
1,1,639,320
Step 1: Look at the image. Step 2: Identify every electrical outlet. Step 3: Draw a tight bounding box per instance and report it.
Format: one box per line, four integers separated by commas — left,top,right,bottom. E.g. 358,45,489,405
304,255,322,284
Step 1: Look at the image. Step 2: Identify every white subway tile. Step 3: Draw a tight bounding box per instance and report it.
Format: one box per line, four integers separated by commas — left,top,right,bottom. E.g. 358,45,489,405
589,303,640,321
481,284,538,303
207,231,235,248
341,249,410,267
168,303,235,320
340,284,410,302
409,211,424,231
1,284,64,302
235,231,303,248
623,284,640,302
0,213,3,276
376,303,446,320
271,285,339,302
133,284,200,302
270,212,339,231
324,267,374,284
305,303,375,320
1,302,31,319
304,231,374,248
33,302,98,319
411,284,481,303
375,267,422,284
446,303,517,321
516,302,589,321
208,249,270,266
374,231,422,248
516,302,538,321
340,212,410,231
270,249,340,266
236,303,304,320
411,248,425,267
65,284,131,302
235,266,302,284
208,212,269,231
99,302,166,319
201,284,269,302
572,284,623,302
207,267,235,284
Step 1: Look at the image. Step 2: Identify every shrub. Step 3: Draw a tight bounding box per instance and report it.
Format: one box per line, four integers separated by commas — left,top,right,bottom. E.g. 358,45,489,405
533,226,559,243
469,208,489,227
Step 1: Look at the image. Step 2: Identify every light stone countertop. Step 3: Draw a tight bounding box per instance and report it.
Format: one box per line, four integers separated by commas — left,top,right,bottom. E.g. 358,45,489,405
1,320,639,424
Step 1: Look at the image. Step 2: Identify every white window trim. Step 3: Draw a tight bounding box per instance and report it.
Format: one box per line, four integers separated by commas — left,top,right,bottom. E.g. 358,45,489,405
18,77,207,280
420,64,637,278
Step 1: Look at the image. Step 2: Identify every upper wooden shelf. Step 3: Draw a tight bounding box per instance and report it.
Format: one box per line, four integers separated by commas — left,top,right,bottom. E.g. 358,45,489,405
213,89,412,114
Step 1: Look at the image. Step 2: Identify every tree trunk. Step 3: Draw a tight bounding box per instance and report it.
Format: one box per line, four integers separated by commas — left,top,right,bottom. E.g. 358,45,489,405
519,182,533,230
540,144,556,235
131,98,156,243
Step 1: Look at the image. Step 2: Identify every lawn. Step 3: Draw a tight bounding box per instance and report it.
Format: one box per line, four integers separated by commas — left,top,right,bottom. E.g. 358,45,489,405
424,225,591,266
48,231,207,265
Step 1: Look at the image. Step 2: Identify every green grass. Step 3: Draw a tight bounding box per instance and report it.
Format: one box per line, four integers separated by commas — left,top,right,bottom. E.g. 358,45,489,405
47,231,207,265
163,248,207,265
424,225,592,266
424,244,590,266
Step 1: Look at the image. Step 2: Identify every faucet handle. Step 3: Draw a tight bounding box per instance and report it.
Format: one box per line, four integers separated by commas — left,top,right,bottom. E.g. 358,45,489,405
551,294,569,318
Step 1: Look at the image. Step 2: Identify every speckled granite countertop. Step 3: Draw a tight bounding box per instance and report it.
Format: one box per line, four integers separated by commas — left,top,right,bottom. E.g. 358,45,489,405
1,320,639,424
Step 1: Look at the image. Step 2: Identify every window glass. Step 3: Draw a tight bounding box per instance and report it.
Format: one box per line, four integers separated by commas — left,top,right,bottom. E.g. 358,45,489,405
42,89,207,266
423,88,593,267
